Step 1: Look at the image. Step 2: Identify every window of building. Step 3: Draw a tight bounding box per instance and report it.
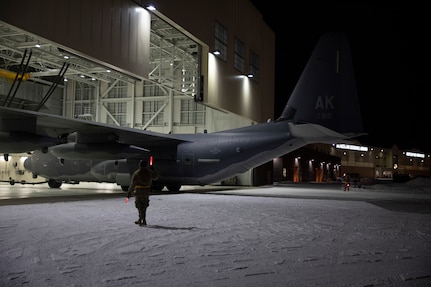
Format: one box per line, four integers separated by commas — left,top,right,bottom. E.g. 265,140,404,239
74,82,95,120
234,37,245,73
141,81,165,127
107,82,128,99
106,102,127,126
75,82,94,101
105,82,129,126
249,50,259,81
214,21,227,61
180,99,205,125
143,101,164,126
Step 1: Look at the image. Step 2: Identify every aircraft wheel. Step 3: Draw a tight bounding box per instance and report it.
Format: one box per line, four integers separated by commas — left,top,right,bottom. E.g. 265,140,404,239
166,184,181,192
121,185,129,192
48,179,62,188
151,183,164,192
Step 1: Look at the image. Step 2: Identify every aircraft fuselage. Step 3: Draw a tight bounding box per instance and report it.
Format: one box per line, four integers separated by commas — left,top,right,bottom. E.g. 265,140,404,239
25,122,297,191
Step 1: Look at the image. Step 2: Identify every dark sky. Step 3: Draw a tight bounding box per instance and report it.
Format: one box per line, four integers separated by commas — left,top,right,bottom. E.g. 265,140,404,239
250,1,430,153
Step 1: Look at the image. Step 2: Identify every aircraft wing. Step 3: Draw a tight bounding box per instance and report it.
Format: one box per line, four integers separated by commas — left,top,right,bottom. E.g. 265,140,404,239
0,106,187,153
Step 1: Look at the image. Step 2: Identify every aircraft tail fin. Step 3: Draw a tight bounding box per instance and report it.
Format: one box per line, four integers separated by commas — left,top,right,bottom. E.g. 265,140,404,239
278,32,364,136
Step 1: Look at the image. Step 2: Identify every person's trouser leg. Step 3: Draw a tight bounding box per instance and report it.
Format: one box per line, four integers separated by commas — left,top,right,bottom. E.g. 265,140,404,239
135,199,143,224
141,196,149,225
135,192,149,226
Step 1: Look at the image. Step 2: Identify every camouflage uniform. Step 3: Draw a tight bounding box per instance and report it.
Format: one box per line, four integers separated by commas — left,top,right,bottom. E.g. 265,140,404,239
128,160,158,226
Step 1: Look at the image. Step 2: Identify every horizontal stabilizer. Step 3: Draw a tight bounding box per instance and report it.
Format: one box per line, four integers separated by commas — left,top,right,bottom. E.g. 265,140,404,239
289,122,365,143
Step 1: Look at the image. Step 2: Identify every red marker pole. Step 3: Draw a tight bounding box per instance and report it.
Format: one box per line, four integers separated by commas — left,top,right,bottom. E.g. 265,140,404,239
125,198,129,203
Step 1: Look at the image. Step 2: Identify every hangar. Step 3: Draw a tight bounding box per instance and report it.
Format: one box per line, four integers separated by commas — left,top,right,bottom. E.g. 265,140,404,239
0,0,276,186
1,0,429,187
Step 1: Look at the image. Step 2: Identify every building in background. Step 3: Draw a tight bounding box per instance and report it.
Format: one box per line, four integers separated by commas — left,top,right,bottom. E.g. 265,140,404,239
272,143,430,185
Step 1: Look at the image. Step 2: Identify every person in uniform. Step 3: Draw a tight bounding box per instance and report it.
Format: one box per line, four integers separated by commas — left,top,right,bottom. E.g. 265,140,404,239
343,173,350,191
127,160,158,226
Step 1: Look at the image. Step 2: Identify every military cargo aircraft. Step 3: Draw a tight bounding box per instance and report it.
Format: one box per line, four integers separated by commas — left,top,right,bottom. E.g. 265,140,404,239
0,32,364,192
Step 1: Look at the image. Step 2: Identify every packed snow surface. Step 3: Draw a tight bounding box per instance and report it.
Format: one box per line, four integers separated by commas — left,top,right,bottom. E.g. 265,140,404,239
1,179,430,286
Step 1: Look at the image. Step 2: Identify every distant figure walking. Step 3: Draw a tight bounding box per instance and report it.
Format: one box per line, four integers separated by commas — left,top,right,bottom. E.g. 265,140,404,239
127,160,158,226
343,173,350,191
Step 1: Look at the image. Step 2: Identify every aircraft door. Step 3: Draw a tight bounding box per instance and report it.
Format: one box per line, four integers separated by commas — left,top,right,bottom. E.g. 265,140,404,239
182,154,194,178
71,160,80,172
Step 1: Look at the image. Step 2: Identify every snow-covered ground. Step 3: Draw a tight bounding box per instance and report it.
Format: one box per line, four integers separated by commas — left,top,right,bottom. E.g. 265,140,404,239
1,178,430,286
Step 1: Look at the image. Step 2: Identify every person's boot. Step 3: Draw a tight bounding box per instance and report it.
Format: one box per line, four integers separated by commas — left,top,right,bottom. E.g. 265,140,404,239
135,215,143,225
140,214,147,226
136,209,144,225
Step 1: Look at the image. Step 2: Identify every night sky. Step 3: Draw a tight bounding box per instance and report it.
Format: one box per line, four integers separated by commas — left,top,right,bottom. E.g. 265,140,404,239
250,1,430,153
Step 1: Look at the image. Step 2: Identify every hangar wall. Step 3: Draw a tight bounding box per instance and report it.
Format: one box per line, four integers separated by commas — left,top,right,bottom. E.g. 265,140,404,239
158,0,275,123
0,0,150,79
